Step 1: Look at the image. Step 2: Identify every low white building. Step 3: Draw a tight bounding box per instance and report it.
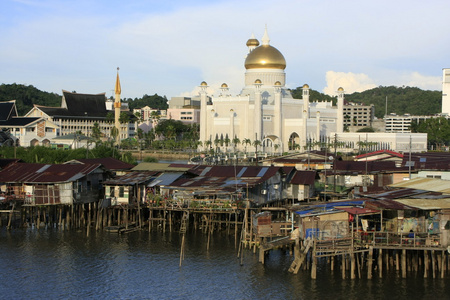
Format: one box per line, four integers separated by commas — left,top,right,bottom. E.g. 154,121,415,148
334,132,427,153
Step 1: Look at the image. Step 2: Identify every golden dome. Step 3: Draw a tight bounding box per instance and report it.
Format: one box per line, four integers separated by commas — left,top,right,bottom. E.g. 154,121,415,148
302,84,309,89
254,79,262,84
274,81,281,86
337,87,344,92
221,83,228,88
246,38,260,47
200,81,208,86
245,45,286,70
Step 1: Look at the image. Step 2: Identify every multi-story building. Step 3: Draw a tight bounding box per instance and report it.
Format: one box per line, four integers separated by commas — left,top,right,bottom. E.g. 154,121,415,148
384,113,412,133
26,90,135,143
166,97,200,125
343,102,375,131
0,100,58,146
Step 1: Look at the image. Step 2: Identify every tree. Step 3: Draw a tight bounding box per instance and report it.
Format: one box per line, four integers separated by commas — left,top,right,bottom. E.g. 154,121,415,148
91,122,102,141
232,137,240,152
119,112,130,124
356,127,375,132
242,138,251,154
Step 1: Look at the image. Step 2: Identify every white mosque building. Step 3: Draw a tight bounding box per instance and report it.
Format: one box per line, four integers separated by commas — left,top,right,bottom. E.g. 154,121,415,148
199,28,344,154
197,28,427,154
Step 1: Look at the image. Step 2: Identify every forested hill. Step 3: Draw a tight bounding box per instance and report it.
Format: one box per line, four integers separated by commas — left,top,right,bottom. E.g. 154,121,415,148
292,85,441,118
1,83,441,118
343,86,441,118
0,83,61,116
0,83,168,116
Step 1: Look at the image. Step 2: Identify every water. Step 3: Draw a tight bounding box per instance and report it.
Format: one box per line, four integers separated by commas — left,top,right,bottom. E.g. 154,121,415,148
0,228,449,300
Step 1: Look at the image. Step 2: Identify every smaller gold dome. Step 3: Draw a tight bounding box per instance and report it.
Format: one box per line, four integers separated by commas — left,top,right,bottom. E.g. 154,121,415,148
200,81,208,86
302,84,309,89
274,81,281,86
221,83,228,88
246,38,260,47
254,79,262,84
338,87,344,92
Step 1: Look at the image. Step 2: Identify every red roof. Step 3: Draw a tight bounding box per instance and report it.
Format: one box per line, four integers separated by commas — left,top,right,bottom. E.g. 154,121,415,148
290,170,316,185
336,206,380,215
0,163,102,183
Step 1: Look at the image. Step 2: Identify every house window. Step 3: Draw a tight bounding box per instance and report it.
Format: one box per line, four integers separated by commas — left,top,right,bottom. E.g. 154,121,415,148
110,187,115,197
119,187,124,197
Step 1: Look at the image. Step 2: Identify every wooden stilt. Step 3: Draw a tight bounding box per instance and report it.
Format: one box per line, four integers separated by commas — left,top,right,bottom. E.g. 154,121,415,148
367,246,373,279
350,252,355,279
341,254,346,279
378,249,383,278
402,249,407,278
424,250,428,278
431,250,436,279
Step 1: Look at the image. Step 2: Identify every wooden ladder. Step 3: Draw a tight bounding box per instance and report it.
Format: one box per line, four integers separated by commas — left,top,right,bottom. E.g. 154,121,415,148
180,211,189,234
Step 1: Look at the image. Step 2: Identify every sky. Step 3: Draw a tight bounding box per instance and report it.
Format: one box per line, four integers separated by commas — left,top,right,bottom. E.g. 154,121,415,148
1,0,449,100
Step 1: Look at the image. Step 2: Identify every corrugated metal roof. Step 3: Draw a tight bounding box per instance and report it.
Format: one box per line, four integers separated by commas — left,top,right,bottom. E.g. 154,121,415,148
389,177,450,194
336,207,380,215
150,172,184,187
132,162,192,172
365,199,417,210
66,157,135,170
289,170,316,185
394,198,450,210
0,163,102,183
103,171,159,185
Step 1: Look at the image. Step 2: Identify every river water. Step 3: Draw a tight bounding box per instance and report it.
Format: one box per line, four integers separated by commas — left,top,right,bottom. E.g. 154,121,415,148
0,228,448,300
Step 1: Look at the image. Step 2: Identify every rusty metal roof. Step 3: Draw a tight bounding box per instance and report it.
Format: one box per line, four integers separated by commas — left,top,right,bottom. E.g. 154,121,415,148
394,198,450,210
132,162,193,172
389,177,450,194
103,171,159,185
336,206,380,215
365,199,417,210
289,170,317,185
66,157,135,170
0,163,102,183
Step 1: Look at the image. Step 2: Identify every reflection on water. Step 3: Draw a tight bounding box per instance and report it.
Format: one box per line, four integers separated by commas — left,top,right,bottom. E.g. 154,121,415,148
0,228,449,299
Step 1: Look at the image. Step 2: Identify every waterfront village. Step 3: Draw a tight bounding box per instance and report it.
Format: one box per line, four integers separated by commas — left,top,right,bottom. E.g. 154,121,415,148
1,29,450,280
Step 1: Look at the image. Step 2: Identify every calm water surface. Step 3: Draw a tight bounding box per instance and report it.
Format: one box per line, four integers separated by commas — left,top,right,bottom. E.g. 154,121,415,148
0,228,448,300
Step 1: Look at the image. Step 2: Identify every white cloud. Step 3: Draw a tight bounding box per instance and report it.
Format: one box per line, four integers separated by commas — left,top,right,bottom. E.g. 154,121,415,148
398,72,441,91
323,71,377,95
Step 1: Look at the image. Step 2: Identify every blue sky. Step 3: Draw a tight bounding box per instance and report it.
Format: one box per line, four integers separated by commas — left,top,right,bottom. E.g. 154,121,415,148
1,0,448,100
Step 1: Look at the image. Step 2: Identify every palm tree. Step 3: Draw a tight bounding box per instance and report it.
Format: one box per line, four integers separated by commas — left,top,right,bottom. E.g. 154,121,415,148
252,139,261,155
274,144,280,154
224,136,230,151
232,137,240,153
242,138,251,154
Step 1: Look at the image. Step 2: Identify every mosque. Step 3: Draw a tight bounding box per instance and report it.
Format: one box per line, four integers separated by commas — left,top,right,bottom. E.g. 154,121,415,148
197,28,427,154
198,28,344,154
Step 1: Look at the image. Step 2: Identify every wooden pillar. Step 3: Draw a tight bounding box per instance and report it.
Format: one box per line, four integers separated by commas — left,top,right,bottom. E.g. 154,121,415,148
431,250,436,278
331,255,335,271
367,246,373,279
350,252,355,279
442,251,446,278
378,249,383,278
401,249,407,278
396,251,400,271
424,250,428,278
311,251,317,279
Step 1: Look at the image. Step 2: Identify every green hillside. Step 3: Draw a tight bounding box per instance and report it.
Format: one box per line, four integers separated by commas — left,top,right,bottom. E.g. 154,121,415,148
0,83,441,119
0,83,61,115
